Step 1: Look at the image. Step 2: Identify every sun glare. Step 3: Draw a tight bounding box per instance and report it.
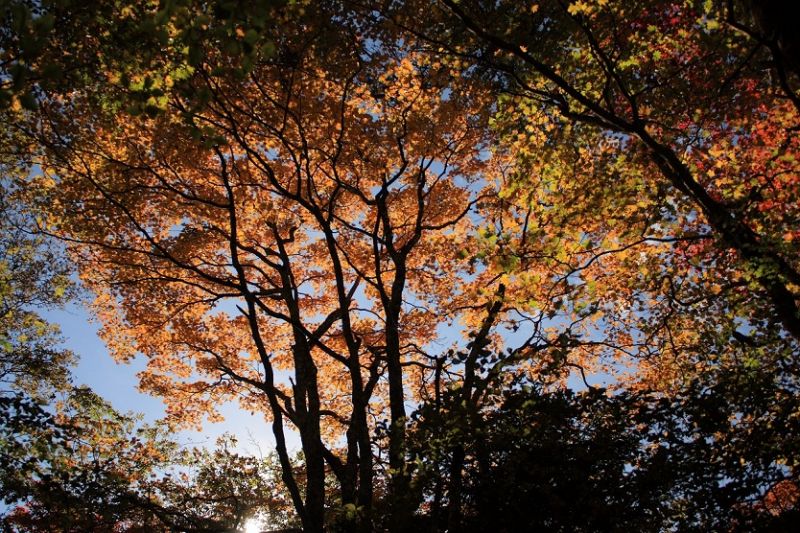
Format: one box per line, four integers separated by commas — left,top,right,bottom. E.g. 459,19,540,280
243,518,262,533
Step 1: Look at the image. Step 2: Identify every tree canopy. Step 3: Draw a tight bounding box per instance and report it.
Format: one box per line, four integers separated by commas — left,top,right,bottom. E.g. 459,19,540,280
1,0,799,531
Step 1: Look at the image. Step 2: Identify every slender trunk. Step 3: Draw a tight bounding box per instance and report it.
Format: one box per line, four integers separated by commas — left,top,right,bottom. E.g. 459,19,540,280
354,391,374,531
320,224,374,528
272,227,327,532
446,287,504,532
446,445,466,532
287,311,326,533
295,346,327,533
218,153,312,528
386,268,411,532
431,356,444,532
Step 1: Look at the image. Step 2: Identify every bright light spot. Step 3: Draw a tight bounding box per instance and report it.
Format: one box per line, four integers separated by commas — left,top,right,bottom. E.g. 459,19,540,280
244,518,262,533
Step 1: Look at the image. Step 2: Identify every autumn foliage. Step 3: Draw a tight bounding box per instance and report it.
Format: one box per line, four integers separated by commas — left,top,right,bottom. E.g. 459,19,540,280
2,0,800,531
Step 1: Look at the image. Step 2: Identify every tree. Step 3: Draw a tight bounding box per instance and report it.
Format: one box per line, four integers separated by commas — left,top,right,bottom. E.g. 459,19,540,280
29,5,500,529
8,0,800,530
2,387,294,532
384,0,800,360
379,0,800,528
0,0,286,113
363,0,800,455
0,140,74,399
2,387,170,532
408,371,800,532
147,435,298,532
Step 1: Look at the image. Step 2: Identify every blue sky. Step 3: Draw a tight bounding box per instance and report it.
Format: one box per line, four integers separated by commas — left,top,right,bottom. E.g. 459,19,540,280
44,302,289,454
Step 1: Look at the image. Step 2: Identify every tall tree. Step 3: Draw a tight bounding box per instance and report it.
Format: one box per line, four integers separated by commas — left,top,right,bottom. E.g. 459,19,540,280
10,1,800,529
377,0,800,385
31,5,497,529
376,0,800,526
